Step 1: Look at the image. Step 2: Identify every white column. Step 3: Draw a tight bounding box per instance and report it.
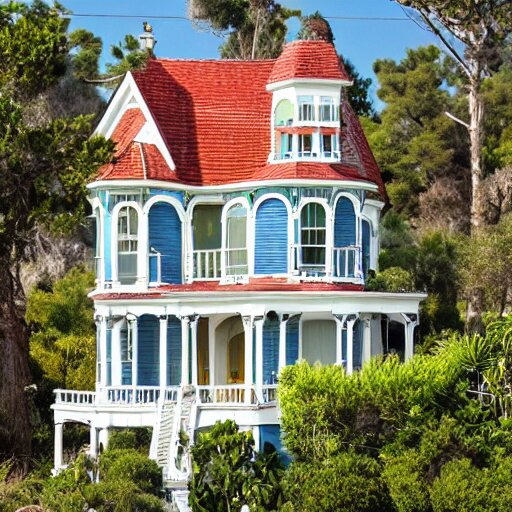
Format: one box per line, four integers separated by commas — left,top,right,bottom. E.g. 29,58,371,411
361,314,372,365
54,423,63,471
278,314,289,371
333,314,347,366
99,317,108,387
181,316,190,385
402,314,418,361
130,317,138,387
89,426,98,458
159,316,168,390
99,428,110,452
242,315,254,405
254,316,264,403
346,315,358,375
190,316,199,386
208,318,215,386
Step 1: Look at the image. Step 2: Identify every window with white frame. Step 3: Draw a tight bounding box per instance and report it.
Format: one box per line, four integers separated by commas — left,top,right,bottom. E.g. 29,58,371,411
300,203,326,268
117,206,138,284
320,96,339,122
321,134,339,158
225,204,248,276
298,95,315,122
298,134,313,158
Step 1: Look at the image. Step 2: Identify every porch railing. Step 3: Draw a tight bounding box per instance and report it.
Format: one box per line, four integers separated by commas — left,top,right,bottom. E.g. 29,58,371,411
196,385,257,405
54,389,96,405
332,246,360,279
193,249,222,280
262,385,278,404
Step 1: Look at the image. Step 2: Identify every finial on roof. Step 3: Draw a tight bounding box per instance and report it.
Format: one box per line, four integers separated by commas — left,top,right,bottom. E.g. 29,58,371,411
140,21,156,53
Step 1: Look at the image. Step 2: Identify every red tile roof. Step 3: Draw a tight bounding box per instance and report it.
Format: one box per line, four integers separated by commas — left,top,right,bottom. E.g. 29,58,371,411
268,40,349,84
97,41,385,196
92,279,365,300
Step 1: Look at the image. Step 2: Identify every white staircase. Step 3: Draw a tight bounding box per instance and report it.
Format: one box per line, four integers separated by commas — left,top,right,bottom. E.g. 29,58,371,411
156,401,176,470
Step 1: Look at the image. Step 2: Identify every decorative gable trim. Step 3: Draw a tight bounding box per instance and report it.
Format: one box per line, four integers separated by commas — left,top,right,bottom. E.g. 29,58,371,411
94,72,176,172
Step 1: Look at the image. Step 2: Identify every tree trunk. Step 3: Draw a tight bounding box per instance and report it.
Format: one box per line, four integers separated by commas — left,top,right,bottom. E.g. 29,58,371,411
468,75,485,231
466,61,486,332
0,264,32,471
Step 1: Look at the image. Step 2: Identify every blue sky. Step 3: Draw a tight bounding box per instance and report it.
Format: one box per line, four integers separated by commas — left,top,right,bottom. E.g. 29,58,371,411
62,0,440,108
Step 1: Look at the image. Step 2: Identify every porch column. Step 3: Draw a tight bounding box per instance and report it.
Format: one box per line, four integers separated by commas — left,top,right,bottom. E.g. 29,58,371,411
278,314,289,371
54,422,63,471
208,318,215,386
181,316,190,385
254,316,264,403
98,316,107,387
89,426,98,458
99,427,110,452
190,315,199,386
128,315,138,387
242,315,254,405
345,314,358,375
401,313,418,361
361,314,372,365
333,314,347,366
159,316,168,390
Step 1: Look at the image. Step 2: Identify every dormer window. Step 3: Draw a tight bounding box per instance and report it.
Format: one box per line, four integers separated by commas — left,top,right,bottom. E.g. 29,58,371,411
298,95,315,122
225,204,248,277
320,96,339,122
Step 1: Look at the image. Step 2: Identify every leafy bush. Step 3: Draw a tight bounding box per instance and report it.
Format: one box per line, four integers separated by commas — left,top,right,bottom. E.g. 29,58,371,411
366,266,415,292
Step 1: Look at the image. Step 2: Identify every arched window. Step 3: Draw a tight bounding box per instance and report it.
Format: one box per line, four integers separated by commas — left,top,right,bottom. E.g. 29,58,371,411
117,206,138,284
300,203,326,271
225,203,248,276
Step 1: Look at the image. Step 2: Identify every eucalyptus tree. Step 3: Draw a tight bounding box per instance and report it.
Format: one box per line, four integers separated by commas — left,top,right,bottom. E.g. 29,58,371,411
393,0,512,232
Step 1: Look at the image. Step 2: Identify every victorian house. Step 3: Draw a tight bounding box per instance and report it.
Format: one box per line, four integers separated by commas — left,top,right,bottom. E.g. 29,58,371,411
52,38,424,509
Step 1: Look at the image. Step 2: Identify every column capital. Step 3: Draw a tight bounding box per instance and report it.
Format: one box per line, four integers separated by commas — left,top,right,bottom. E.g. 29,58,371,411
402,313,418,324
159,315,168,322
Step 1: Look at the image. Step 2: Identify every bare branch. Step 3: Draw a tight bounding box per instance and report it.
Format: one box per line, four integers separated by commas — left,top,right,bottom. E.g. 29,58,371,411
83,74,125,84
445,111,470,130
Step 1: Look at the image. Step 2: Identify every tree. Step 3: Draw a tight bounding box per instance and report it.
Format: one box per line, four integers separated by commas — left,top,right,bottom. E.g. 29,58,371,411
189,420,284,511
393,1,512,231
188,0,300,59
0,2,112,466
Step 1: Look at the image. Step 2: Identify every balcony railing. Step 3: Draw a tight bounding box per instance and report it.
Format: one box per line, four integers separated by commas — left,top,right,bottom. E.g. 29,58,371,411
193,249,221,280
262,384,278,403
196,385,257,405
332,246,360,279
149,249,162,285
53,386,181,407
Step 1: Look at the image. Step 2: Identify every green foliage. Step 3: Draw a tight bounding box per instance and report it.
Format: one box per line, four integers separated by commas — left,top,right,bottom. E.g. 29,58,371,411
27,267,96,390
282,452,392,512
343,58,375,118
107,428,152,451
189,420,284,511
105,34,149,86
69,28,103,81
100,449,162,495
297,11,334,43
189,0,300,60
460,213,512,315
366,267,415,292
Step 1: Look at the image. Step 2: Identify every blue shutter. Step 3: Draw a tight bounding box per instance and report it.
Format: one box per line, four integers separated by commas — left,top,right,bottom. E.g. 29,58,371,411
263,317,280,383
106,327,112,386
353,320,363,370
334,197,356,277
255,199,288,274
148,203,182,284
137,315,159,386
167,316,182,386
286,317,299,366
362,220,371,278
104,211,112,281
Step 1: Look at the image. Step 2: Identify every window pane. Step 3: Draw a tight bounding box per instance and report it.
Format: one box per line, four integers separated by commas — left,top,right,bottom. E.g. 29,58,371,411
193,205,222,250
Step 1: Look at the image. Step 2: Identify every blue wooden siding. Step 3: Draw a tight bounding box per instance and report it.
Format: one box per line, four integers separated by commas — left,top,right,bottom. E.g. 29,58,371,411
362,219,371,277
255,199,288,274
167,316,182,386
334,197,356,278
353,320,363,370
263,317,280,383
106,327,112,386
286,317,299,366
148,202,182,284
137,315,159,386
259,425,291,465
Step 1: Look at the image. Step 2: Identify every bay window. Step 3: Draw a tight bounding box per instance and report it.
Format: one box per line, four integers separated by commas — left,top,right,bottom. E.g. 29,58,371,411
117,206,138,284
298,95,315,122
320,96,339,122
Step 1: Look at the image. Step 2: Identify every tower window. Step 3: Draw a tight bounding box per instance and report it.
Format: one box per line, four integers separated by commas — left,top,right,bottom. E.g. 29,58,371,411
298,96,315,122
